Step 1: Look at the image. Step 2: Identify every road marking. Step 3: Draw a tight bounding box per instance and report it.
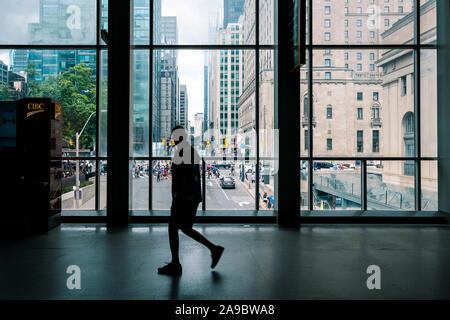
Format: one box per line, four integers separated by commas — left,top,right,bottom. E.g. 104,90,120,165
215,179,230,201
238,201,250,206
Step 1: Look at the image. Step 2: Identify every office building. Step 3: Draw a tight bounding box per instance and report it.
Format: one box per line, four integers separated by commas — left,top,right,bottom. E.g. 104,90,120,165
239,0,275,159
204,63,208,134
179,84,188,129
194,112,204,138
208,22,244,156
223,0,245,28
0,60,7,84
161,16,179,132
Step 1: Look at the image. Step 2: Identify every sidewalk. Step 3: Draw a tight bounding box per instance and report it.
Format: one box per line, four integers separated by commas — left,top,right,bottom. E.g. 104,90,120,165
238,177,275,209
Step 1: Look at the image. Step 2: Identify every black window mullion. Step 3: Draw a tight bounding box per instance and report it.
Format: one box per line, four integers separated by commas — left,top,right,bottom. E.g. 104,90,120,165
202,158,206,211
361,159,367,211
149,0,154,211
255,0,260,211
414,0,422,211
95,0,101,211
308,0,314,211
95,48,100,210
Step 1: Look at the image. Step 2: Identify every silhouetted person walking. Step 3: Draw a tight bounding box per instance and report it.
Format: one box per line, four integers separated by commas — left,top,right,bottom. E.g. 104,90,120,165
158,126,224,275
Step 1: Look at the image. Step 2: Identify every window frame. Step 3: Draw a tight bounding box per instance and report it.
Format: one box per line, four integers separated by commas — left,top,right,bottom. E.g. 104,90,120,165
304,0,437,213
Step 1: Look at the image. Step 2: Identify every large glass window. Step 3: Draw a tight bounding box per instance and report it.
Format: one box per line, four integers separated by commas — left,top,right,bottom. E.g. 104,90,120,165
0,0,107,217
1,0,437,217
0,0,97,45
302,0,437,214
128,0,276,215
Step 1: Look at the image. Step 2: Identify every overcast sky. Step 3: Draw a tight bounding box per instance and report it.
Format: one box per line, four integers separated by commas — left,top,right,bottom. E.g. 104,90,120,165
162,0,221,124
0,0,39,65
0,0,222,124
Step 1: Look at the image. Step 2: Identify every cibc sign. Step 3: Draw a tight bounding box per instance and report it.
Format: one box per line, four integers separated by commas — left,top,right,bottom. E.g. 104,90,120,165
26,102,45,119
24,100,62,120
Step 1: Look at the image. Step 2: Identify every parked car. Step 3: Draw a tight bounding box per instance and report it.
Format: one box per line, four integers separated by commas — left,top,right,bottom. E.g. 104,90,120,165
313,162,334,170
220,176,236,189
214,162,231,169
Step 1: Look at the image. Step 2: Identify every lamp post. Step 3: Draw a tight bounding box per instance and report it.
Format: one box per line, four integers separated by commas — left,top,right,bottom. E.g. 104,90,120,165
75,111,95,208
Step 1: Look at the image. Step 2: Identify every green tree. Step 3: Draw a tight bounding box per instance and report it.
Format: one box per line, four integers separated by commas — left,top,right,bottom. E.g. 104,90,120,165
57,63,96,151
0,84,12,101
25,62,97,151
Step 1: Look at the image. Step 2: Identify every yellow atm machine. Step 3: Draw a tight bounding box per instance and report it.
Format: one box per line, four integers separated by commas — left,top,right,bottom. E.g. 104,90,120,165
14,98,63,233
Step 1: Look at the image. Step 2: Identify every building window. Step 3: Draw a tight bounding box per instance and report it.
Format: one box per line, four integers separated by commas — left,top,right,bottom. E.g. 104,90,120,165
305,130,309,150
370,53,375,60
357,108,363,120
357,130,364,153
372,106,380,120
327,138,333,151
326,106,332,119
403,113,415,176
357,52,362,60
325,59,331,67
325,72,331,79
401,76,407,96
370,64,375,71
372,130,380,153
399,6,403,13
325,32,331,41
304,96,309,118
325,19,331,28
357,64,362,71
373,92,379,101
403,112,415,136
325,6,331,15
357,92,363,101
384,19,390,26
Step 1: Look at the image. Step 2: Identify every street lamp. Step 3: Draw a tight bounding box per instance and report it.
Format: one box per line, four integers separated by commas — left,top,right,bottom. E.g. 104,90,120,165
74,111,95,209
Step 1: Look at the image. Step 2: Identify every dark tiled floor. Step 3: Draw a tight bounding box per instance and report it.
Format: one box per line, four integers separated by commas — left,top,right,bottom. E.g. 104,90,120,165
0,224,449,300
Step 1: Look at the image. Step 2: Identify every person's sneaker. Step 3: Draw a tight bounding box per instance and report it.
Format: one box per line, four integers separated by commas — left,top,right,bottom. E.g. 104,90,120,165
211,246,225,269
158,262,182,275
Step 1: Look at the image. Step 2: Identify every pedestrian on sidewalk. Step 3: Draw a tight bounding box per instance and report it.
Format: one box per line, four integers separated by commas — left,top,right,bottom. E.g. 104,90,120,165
262,192,268,208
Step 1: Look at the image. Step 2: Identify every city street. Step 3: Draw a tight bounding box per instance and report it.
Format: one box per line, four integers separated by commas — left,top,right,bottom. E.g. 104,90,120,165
132,168,257,210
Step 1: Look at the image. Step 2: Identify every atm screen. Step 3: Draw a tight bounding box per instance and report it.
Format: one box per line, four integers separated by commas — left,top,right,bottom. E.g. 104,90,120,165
0,101,17,149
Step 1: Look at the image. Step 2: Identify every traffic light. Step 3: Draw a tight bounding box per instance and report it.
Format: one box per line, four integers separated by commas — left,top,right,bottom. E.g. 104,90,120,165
224,138,228,148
